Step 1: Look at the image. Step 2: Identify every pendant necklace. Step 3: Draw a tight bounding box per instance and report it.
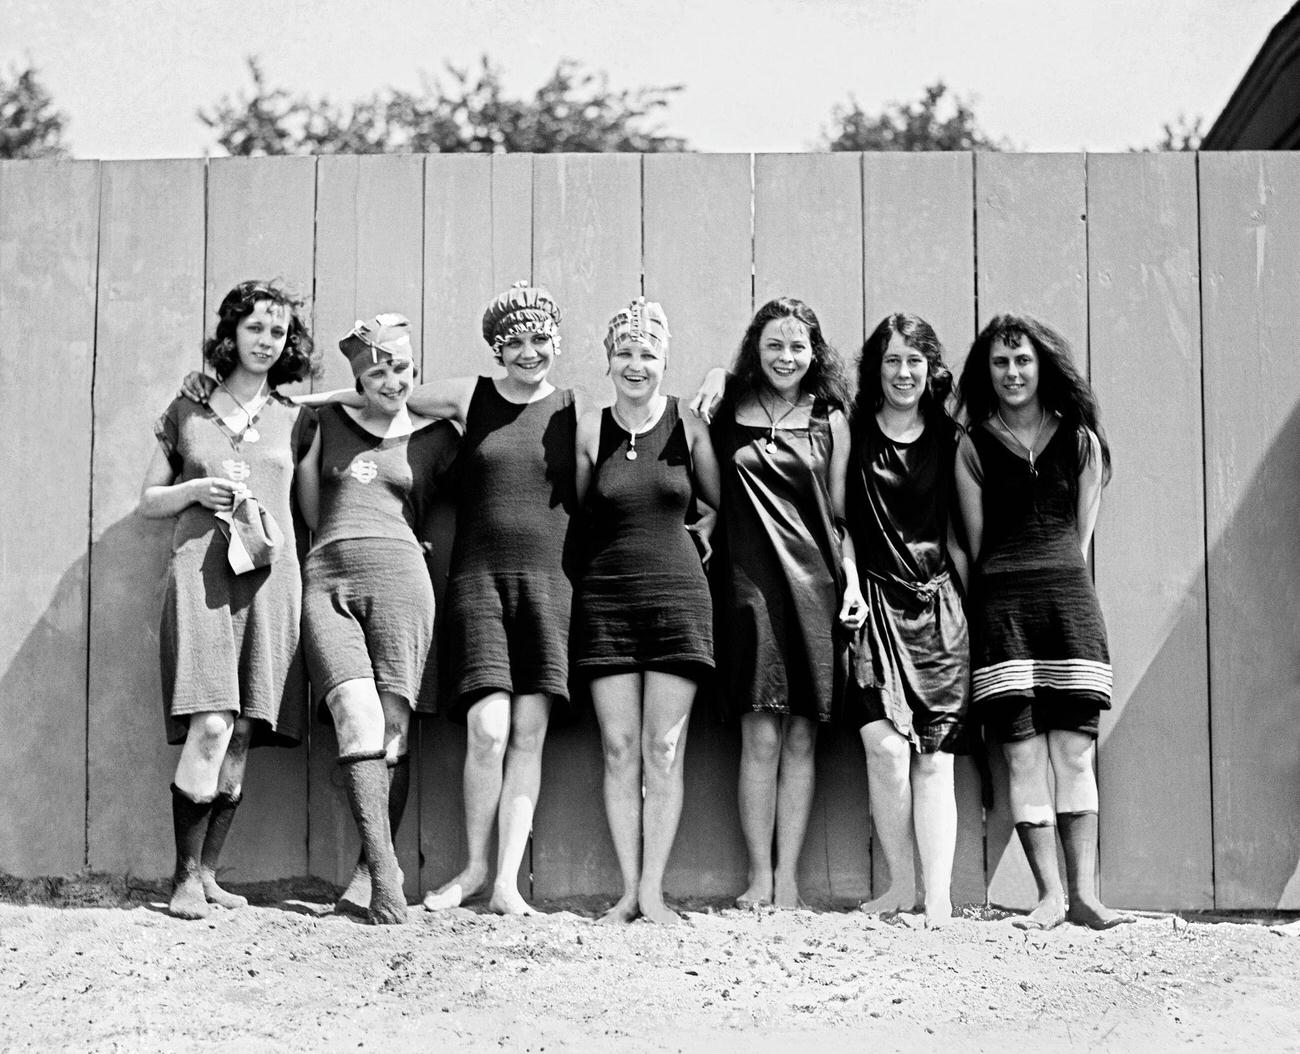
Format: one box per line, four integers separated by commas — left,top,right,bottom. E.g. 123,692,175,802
996,408,1046,477
220,378,269,444
759,390,804,454
611,399,660,461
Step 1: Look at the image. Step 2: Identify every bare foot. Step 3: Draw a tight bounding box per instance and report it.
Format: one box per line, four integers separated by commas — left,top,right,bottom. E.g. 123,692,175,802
334,860,370,918
598,893,639,924
1067,897,1135,931
773,873,806,910
200,868,248,910
735,875,773,910
422,865,488,911
1012,894,1066,931
858,886,914,916
368,862,407,926
924,895,953,930
168,871,210,920
489,884,539,916
637,893,682,925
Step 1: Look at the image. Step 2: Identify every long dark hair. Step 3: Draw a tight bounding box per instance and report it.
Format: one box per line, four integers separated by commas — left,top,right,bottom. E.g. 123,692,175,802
728,297,851,410
852,313,953,440
202,280,320,387
958,313,1111,483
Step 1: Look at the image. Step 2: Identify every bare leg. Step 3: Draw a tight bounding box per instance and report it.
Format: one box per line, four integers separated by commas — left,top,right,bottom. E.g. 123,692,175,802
773,715,817,909
200,717,252,909
169,710,235,919
857,720,916,914
737,713,781,907
911,751,956,928
338,694,412,914
1004,733,1065,930
1049,731,1133,929
424,692,509,910
637,672,695,924
490,693,551,915
593,673,644,923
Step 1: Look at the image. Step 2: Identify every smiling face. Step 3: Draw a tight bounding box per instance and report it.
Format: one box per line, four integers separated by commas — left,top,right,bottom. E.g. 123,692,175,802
989,335,1040,412
357,356,416,414
758,317,813,399
233,300,290,378
499,330,557,387
879,331,928,413
608,338,665,401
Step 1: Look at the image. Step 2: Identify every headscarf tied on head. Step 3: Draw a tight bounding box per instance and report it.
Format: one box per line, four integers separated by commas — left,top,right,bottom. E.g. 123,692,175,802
603,297,670,358
339,313,414,378
481,281,562,355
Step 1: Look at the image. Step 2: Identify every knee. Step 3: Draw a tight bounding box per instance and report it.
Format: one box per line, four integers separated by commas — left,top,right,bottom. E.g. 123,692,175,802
781,721,816,762
866,730,910,767
743,723,782,765
508,720,547,757
1003,738,1046,780
602,730,639,772
1049,740,1094,781
189,712,233,750
642,732,682,780
466,716,509,762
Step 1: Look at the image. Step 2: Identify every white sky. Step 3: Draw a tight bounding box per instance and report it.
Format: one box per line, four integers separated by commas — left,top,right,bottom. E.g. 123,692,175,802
1,0,1291,158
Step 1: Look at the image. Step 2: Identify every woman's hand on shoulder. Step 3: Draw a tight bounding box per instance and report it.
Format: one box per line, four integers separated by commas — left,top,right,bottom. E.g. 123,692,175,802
179,372,217,405
688,366,729,424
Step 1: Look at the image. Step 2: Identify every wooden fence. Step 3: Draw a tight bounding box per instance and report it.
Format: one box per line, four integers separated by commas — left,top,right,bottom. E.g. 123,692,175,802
1,150,1297,911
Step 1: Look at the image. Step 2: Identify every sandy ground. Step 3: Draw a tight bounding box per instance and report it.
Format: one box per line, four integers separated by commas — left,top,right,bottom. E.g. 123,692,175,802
2,876,1299,1053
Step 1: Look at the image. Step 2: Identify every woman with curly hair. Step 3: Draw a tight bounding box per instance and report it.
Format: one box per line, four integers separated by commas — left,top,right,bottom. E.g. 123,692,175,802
846,313,970,929
955,313,1132,930
139,280,319,919
694,297,866,909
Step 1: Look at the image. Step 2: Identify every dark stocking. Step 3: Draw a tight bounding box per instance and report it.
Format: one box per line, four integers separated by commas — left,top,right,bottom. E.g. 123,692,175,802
338,751,407,925
200,791,249,909
169,785,213,920
1059,810,1135,930
336,754,411,918
1011,821,1066,930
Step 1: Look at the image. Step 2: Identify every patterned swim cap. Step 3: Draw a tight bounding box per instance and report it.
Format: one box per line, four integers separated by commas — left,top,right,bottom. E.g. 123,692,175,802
339,313,413,378
481,281,562,349
603,297,670,358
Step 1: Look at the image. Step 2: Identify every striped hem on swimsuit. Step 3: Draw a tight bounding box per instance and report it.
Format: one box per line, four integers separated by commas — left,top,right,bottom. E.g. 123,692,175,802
972,658,1112,702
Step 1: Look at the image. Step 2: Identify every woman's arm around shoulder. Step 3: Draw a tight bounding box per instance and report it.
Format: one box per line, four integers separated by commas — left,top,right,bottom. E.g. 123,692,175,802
953,428,984,566
681,406,722,510
404,376,479,427
573,404,603,506
687,365,731,423
295,423,324,533
1076,426,1104,554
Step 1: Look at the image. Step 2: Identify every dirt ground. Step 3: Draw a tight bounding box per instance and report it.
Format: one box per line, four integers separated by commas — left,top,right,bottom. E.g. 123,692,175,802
2,875,1299,1053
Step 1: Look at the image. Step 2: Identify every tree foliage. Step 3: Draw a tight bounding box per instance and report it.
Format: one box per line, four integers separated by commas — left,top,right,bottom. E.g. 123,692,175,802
199,56,689,155
1152,114,1204,152
0,63,68,159
823,81,1006,152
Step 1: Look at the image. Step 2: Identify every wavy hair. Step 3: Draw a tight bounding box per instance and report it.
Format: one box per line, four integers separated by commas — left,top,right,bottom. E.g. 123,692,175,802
852,313,954,439
958,313,1111,483
728,297,850,410
202,280,320,387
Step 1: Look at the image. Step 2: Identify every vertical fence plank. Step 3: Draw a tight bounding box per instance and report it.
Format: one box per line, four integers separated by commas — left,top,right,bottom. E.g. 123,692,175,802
1088,152,1212,910
87,159,207,877
975,152,1087,909
754,151,868,905
1201,151,1300,909
643,152,754,897
861,151,985,906
203,155,318,881
0,160,99,876
309,154,426,899
530,153,641,900
418,153,533,897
